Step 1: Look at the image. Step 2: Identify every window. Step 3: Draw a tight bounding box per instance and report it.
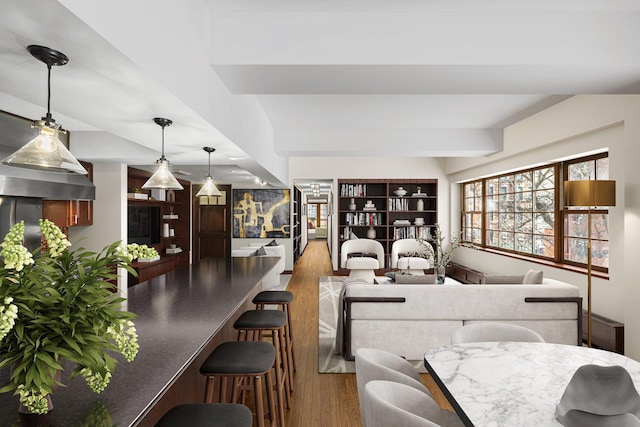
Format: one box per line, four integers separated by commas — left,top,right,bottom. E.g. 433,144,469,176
484,166,556,258
563,154,611,271
461,153,610,273
461,181,482,244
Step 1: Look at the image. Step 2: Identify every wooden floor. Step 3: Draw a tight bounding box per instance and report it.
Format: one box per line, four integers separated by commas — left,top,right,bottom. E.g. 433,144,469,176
284,240,452,427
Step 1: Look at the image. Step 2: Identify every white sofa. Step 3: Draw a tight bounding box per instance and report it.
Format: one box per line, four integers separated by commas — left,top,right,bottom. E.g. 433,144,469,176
340,278,582,360
231,243,285,290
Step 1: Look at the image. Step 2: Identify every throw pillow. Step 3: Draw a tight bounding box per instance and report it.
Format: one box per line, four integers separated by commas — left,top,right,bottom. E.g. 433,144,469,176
483,274,525,284
266,239,278,247
249,246,267,257
395,274,437,284
523,269,543,284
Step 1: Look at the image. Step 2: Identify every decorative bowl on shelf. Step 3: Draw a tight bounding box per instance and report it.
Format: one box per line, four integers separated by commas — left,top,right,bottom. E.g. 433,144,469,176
394,187,407,197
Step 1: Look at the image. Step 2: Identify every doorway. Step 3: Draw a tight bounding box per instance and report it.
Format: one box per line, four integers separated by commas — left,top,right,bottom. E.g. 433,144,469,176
192,184,232,260
307,201,328,240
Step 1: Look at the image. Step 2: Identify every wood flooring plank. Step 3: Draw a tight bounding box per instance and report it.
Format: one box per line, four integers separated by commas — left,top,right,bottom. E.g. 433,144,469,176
284,240,451,427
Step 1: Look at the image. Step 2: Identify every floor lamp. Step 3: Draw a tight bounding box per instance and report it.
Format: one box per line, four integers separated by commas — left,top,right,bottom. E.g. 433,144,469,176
564,180,616,347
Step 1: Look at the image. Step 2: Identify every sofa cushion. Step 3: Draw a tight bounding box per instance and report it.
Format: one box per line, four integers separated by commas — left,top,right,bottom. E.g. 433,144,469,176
395,274,437,284
484,274,525,284
250,246,267,257
523,269,544,284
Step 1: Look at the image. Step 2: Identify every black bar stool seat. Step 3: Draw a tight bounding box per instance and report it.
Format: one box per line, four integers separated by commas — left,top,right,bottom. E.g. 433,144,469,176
155,403,252,427
252,290,294,305
234,309,287,330
199,341,277,427
200,341,275,375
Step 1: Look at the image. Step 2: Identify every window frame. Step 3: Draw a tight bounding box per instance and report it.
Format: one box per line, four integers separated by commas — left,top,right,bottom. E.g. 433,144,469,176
460,153,610,274
561,153,611,273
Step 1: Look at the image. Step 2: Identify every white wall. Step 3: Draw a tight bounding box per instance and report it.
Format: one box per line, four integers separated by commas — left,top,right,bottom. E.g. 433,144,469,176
69,162,128,295
447,95,640,360
289,156,450,271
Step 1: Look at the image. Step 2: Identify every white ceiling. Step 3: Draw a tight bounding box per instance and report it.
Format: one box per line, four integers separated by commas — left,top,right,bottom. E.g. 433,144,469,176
0,0,639,197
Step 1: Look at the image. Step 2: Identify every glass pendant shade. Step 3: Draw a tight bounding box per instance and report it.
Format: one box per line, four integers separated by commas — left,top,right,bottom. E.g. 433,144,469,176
142,159,184,190
2,121,88,174
195,146,221,197
2,45,87,174
196,175,221,197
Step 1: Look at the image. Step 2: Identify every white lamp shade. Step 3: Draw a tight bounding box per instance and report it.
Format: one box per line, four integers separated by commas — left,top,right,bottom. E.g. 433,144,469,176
141,159,184,190
2,123,88,174
195,175,221,197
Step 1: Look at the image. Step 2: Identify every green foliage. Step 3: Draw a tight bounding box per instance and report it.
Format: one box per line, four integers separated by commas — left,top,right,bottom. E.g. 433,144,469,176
0,220,139,413
417,223,476,268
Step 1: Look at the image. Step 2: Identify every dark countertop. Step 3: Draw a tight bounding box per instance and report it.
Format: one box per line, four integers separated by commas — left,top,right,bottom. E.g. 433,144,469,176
0,256,279,427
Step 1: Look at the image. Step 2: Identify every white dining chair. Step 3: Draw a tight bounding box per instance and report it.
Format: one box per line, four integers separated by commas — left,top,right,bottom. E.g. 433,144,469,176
364,380,465,427
355,348,433,426
451,322,545,344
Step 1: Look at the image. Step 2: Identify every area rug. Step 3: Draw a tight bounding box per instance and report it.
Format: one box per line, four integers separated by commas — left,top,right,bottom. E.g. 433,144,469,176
318,276,353,373
317,276,426,374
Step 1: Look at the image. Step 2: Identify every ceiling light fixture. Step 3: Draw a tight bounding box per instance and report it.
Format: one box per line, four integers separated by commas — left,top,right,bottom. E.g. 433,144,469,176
2,45,87,174
195,147,221,197
142,118,184,190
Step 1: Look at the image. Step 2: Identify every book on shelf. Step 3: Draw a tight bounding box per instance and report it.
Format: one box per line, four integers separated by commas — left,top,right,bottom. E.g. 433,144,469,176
345,212,383,226
389,198,409,211
340,183,366,197
393,225,431,240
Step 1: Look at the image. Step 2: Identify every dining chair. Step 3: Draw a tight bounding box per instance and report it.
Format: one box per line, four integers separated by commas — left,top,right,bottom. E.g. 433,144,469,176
451,322,545,344
364,380,465,427
355,348,433,427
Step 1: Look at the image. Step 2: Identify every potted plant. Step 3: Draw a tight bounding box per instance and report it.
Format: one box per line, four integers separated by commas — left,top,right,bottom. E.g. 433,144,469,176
416,223,474,283
0,219,141,415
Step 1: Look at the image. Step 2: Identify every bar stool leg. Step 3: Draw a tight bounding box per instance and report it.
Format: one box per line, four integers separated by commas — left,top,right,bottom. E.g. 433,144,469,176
272,331,287,426
282,303,297,372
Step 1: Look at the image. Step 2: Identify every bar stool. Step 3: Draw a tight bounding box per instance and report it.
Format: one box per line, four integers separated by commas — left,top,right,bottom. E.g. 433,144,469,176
253,290,297,373
234,310,291,420
200,341,277,427
155,403,253,427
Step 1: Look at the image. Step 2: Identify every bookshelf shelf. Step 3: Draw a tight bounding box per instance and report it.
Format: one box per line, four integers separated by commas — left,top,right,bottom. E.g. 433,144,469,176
337,178,438,273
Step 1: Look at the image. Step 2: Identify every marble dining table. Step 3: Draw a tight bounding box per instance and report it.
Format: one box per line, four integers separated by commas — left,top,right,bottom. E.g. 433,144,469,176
424,342,640,427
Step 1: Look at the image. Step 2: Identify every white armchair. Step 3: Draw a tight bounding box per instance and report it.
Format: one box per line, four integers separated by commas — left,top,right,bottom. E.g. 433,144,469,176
340,239,385,283
391,239,431,275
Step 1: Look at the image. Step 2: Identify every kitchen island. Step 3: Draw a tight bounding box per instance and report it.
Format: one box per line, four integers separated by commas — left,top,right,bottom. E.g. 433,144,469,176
0,256,280,426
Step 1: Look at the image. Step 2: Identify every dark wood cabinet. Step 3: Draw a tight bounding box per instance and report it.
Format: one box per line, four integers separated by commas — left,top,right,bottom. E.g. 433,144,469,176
129,256,176,286
446,262,485,284
127,167,191,285
292,185,302,263
42,161,93,227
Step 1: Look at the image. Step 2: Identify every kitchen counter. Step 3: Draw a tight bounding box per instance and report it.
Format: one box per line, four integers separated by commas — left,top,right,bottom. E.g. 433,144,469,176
0,256,280,426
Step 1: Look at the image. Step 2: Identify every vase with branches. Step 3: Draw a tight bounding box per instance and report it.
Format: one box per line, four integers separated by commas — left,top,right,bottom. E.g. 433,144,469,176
413,223,474,283
0,219,143,415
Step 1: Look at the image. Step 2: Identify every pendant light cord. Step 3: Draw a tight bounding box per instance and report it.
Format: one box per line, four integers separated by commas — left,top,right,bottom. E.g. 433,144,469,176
45,64,53,125
160,125,166,161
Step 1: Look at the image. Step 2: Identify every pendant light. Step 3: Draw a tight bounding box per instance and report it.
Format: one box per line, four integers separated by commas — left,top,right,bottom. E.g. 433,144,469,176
141,118,184,190
195,147,222,197
2,45,88,174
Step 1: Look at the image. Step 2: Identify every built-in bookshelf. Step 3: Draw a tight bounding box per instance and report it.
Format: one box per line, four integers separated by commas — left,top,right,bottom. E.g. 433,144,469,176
338,178,437,272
